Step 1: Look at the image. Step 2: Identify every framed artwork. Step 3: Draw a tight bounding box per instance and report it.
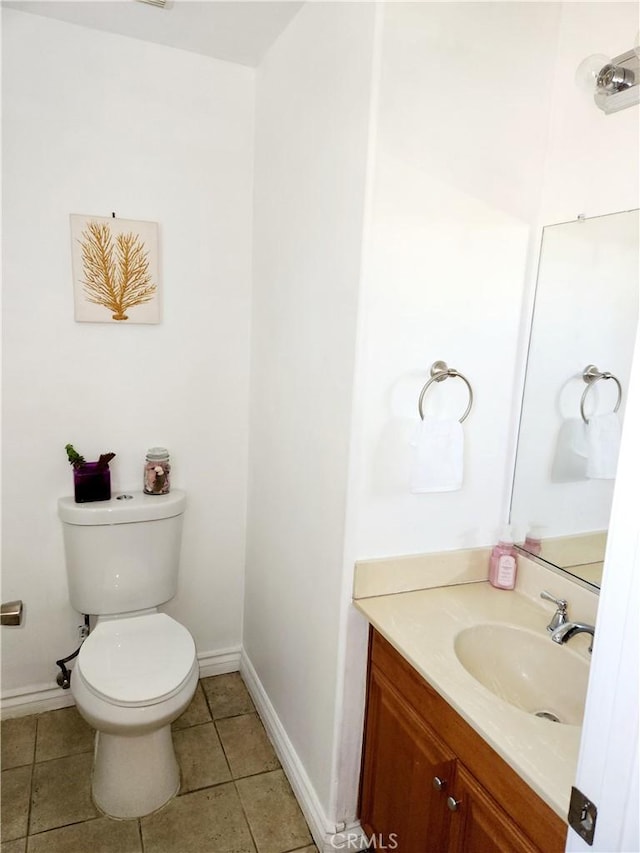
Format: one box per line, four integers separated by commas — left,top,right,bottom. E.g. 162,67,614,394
70,214,160,323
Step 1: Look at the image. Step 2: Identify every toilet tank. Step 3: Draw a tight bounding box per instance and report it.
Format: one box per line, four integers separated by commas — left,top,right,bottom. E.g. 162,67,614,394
58,490,187,615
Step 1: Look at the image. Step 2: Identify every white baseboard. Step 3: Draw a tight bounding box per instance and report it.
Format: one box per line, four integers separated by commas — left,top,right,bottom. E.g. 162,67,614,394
197,646,241,678
1,646,241,719
1,682,76,719
240,650,366,853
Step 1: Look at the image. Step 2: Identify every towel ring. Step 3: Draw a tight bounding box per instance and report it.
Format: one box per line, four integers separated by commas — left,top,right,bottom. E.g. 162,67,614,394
580,364,622,424
418,361,473,422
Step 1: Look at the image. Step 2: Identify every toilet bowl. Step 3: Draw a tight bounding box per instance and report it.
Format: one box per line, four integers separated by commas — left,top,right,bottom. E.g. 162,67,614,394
72,611,198,819
57,489,196,819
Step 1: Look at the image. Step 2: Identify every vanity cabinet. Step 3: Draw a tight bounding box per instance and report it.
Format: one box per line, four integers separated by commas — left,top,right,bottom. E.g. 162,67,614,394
360,663,455,850
359,629,566,853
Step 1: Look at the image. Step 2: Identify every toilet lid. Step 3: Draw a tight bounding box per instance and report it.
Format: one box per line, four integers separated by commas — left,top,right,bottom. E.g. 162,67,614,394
77,613,196,706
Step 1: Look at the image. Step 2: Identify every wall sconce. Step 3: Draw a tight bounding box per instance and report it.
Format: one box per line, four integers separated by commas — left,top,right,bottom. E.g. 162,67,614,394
576,47,640,114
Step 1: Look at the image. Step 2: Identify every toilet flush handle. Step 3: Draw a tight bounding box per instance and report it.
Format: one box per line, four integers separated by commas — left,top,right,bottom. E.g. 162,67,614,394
1,600,23,626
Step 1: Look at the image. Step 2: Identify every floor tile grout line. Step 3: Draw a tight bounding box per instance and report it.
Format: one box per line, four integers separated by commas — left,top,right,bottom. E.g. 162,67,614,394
201,681,214,720
0,758,34,771
200,705,258,725
211,708,259,722
176,778,232,798
213,716,236,774
175,711,261,734
25,766,35,838
26,813,107,839
232,777,260,853
175,764,283,799
31,747,95,767
213,722,234,782
232,765,283,783
25,714,40,837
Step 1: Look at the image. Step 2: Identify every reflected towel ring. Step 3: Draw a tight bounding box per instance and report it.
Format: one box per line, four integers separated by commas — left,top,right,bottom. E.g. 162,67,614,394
580,364,622,424
418,361,473,422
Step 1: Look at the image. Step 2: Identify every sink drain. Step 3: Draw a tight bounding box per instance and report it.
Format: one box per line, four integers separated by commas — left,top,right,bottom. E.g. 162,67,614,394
534,710,562,723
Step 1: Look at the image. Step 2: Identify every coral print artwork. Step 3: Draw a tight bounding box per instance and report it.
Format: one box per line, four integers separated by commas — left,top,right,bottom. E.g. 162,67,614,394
70,214,160,323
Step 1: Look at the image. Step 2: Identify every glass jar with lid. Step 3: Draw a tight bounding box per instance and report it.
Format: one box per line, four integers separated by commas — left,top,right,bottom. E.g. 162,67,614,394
144,447,171,495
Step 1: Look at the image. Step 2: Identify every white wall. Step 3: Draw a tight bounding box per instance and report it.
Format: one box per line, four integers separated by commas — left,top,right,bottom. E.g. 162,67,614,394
244,1,375,826
351,2,561,559
1,10,255,697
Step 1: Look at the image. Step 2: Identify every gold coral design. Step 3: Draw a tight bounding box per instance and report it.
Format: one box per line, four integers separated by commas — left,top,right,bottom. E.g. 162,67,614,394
79,221,157,321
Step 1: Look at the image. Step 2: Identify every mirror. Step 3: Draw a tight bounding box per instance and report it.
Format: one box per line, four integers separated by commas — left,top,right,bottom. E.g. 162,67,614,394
510,209,639,589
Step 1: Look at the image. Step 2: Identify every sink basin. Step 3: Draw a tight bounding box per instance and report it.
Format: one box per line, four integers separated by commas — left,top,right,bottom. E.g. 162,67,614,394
454,624,589,726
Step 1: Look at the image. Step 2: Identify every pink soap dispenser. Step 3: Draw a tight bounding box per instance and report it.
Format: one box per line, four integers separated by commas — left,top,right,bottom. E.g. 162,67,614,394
489,525,517,590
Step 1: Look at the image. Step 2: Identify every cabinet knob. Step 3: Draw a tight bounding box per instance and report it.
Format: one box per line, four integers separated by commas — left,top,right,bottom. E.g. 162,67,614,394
433,776,447,791
447,796,461,812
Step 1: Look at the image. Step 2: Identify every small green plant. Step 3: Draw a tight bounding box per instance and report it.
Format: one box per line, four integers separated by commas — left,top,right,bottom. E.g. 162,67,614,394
65,444,85,469
65,444,115,469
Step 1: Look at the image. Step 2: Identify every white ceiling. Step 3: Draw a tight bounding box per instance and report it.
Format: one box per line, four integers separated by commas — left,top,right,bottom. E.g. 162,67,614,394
2,0,304,67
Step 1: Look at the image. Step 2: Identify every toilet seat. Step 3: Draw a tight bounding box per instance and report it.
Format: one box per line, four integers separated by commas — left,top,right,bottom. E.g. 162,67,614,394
76,612,196,708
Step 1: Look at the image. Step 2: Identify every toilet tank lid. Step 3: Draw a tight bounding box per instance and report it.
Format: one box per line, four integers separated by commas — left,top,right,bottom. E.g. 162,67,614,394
58,490,186,525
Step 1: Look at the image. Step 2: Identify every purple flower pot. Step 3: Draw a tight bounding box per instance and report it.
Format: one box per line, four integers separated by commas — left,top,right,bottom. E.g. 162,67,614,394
73,462,111,503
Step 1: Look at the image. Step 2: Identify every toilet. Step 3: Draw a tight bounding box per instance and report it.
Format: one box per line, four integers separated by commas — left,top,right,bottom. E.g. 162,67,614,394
57,489,198,819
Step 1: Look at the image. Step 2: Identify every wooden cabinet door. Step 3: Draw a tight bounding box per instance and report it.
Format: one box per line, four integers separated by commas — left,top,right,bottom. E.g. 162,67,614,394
447,764,539,853
360,663,456,853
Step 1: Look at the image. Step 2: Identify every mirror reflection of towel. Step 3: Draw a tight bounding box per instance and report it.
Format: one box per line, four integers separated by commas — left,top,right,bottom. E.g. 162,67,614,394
551,419,587,482
410,416,463,493
586,413,621,479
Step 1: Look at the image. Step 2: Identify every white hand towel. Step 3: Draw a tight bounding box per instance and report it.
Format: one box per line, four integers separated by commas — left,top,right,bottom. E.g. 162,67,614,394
410,416,464,493
551,418,587,482
586,412,621,479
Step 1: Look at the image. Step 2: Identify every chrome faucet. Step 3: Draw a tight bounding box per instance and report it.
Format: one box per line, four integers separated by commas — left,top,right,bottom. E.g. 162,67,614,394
540,590,568,632
540,591,595,653
550,621,595,653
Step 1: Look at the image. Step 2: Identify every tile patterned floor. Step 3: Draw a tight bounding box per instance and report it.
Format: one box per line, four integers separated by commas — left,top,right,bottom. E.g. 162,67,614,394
1,673,318,853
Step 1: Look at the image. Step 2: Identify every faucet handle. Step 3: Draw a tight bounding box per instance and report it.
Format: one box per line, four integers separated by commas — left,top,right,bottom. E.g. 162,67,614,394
540,591,568,632
540,590,567,608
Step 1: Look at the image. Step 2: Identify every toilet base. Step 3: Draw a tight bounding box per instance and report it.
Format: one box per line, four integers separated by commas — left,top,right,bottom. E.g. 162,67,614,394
92,724,180,819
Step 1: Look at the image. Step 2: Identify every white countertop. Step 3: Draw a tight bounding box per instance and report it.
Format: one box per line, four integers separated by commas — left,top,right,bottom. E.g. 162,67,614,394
354,580,588,820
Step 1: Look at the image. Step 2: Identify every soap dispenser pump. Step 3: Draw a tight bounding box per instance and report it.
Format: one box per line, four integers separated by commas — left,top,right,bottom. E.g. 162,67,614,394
489,525,517,590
